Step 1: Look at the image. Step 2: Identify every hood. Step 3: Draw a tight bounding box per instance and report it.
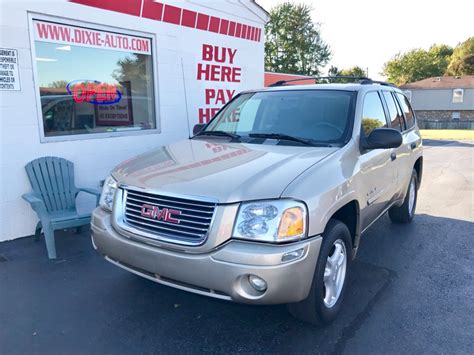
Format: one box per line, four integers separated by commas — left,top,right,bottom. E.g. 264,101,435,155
113,138,338,203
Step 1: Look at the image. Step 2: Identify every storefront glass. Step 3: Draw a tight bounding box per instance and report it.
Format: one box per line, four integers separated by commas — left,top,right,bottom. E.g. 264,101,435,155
33,20,156,138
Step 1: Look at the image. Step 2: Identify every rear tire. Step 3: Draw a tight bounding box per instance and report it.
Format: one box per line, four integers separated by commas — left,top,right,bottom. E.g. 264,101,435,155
287,219,352,325
389,169,418,223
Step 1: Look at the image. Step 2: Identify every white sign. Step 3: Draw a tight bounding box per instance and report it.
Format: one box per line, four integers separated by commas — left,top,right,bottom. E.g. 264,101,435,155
0,48,20,91
33,20,152,55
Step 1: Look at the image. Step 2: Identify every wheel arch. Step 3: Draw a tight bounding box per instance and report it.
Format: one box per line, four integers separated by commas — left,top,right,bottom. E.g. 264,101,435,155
325,200,361,258
414,156,423,187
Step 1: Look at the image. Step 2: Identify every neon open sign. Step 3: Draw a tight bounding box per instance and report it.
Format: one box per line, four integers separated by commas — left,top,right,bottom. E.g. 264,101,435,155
66,80,122,105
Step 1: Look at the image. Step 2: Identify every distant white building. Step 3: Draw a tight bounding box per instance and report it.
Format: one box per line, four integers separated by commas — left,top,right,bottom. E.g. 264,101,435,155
401,76,474,129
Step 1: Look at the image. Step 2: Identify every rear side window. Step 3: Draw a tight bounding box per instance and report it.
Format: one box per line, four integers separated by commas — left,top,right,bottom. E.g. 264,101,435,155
361,92,387,136
382,91,403,131
396,93,415,129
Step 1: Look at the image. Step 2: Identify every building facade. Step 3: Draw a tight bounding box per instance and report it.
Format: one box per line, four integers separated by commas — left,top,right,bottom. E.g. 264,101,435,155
401,76,474,129
0,0,268,241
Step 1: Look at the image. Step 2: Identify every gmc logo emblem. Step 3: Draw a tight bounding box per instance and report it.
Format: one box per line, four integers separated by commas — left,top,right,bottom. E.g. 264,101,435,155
140,204,182,224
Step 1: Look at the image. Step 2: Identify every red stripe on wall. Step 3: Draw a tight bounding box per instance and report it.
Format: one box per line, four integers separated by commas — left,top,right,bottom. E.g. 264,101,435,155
142,0,163,21
219,19,229,35
209,16,220,33
70,0,142,16
69,0,262,42
196,13,210,31
163,4,181,25
241,25,247,39
181,9,197,28
228,21,236,36
235,23,242,38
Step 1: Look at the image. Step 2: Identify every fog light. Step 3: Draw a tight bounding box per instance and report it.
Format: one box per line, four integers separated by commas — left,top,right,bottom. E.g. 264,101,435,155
248,275,267,292
281,248,305,262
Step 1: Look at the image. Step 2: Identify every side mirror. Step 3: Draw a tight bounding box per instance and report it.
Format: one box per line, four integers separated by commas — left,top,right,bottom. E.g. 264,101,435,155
363,128,402,150
193,123,206,135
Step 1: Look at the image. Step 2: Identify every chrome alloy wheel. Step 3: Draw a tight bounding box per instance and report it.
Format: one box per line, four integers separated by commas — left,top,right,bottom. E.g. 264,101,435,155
408,176,416,216
323,239,347,308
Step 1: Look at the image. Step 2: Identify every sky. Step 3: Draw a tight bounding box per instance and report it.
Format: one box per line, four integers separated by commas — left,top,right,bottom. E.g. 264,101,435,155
257,0,474,80
36,42,127,87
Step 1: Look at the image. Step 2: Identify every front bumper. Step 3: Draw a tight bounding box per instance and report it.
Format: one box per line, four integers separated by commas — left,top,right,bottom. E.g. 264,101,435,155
91,208,322,304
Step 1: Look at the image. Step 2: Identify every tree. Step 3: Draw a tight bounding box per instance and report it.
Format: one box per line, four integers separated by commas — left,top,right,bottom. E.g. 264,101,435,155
382,44,453,85
327,66,339,77
445,37,474,76
326,66,367,83
112,54,150,94
48,80,69,88
265,2,331,76
339,66,367,78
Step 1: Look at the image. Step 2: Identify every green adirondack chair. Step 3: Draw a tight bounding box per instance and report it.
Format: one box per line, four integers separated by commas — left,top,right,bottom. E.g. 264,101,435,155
22,157,101,259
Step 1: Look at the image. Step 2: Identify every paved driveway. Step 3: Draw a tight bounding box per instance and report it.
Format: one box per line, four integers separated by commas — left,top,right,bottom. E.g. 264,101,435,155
1,140,473,354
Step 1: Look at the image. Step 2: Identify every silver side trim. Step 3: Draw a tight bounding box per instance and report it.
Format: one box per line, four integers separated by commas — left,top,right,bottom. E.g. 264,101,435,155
361,198,404,234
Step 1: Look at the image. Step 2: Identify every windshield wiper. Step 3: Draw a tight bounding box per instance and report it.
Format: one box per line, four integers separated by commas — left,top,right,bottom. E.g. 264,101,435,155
248,133,330,147
194,130,241,139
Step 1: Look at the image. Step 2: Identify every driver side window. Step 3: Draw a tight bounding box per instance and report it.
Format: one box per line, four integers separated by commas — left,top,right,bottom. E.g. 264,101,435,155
362,92,387,137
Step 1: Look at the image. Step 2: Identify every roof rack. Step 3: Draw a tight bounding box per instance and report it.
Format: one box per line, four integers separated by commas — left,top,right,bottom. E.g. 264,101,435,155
359,79,398,87
268,76,397,87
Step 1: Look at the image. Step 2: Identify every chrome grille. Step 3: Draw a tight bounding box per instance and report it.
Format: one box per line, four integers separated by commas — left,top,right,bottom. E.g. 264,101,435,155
122,188,217,245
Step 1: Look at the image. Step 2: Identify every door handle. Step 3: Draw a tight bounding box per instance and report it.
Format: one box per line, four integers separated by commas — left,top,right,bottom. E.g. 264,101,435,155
391,152,397,161
411,142,417,150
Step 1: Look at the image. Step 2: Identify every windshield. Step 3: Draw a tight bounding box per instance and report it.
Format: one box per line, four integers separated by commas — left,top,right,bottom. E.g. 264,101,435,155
202,90,355,146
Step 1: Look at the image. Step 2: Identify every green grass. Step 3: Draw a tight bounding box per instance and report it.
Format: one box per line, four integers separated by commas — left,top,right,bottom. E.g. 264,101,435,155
420,130,474,140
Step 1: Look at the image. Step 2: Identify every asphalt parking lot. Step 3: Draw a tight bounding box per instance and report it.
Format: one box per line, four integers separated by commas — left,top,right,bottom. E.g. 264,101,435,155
1,139,473,354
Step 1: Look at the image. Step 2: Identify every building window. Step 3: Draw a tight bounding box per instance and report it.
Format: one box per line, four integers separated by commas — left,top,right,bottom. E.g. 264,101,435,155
32,19,156,140
452,112,461,120
452,89,464,103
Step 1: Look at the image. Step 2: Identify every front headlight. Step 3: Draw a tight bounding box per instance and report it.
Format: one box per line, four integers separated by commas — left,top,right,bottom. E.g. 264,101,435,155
99,175,118,211
233,200,307,243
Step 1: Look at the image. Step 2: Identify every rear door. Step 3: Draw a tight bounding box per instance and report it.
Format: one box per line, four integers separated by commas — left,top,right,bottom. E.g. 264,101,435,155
358,91,399,230
380,90,406,201
394,92,422,196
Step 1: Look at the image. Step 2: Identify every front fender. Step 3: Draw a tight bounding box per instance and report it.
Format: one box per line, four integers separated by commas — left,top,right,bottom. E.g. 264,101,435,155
281,142,362,239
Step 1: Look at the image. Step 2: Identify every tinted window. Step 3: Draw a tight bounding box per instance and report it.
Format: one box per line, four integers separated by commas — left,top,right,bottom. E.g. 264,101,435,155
382,91,403,131
361,92,387,136
396,93,415,129
392,93,406,130
206,90,355,144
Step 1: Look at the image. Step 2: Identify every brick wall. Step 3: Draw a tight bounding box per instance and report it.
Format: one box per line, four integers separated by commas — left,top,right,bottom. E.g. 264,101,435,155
415,110,474,129
415,110,474,120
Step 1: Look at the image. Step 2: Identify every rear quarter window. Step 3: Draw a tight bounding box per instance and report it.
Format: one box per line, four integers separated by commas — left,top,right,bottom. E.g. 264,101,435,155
382,91,403,131
396,93,416,129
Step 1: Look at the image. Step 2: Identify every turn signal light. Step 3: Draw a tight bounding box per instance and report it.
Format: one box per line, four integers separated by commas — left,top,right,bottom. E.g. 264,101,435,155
277,207,305,239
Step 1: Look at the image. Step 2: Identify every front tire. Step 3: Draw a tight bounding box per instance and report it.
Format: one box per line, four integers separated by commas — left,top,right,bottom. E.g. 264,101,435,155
389,169,418,223
287,219,352,325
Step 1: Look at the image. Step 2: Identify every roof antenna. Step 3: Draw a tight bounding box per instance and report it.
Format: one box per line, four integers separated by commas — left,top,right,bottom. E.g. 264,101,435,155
181,57,192,139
